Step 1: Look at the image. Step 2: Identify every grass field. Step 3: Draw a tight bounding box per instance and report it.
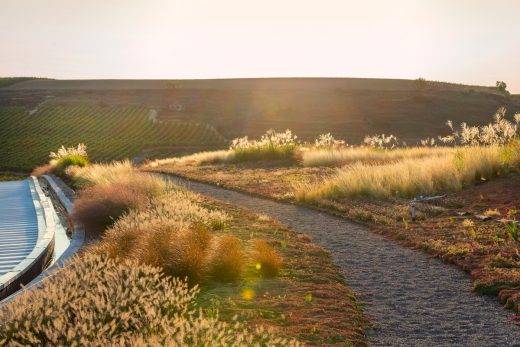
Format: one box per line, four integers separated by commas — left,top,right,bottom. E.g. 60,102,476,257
0,77,41,88
0,104,226,171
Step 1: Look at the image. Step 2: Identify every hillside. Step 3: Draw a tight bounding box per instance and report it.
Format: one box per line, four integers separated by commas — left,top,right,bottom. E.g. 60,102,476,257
0,104,225,171
1,78,519,170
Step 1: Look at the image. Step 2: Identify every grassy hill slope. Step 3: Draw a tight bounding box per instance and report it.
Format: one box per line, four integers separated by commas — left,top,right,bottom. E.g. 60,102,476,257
2,78,518,143
0,104,226,171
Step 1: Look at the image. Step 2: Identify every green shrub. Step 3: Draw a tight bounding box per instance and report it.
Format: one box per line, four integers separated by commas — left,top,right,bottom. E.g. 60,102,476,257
54,154,89,175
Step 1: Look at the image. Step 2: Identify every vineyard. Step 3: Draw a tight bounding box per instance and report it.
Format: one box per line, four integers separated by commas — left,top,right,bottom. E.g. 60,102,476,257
0,104,227,171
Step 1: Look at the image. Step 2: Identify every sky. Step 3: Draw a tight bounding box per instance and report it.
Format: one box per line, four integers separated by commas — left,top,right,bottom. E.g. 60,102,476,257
1,0,519,92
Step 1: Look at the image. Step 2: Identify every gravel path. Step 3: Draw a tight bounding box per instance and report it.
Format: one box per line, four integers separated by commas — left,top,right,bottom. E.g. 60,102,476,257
164,175,520,347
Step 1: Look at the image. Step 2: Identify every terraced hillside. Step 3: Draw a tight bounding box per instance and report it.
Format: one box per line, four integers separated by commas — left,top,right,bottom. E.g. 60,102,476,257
0,104,226,171
2,78,519,144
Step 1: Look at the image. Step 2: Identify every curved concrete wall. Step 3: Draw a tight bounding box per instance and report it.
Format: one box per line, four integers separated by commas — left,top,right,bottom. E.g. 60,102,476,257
0,177,55,300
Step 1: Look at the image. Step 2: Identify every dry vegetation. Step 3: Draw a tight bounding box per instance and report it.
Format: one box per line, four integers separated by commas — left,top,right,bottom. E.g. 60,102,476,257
2,149,367,345
32,143,89,177
301,146,456,167
67,161,252,286
0,254,294,346
145,108,520,312
296,143,520,200
149,129,299,167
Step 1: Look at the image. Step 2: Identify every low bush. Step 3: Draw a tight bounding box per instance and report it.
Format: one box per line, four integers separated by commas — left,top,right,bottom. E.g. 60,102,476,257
93,186,236,284
210,235,245,282
314,132,347,149
67,160,136,189
0,254,295,346
53,154,89,176
49,144,89,176
440,108,519,146
29,143,89,177
252,240,283,278
363,133,401,149
231,129,299,162
69,163,170,233
30,163,54,177
71,182,147,232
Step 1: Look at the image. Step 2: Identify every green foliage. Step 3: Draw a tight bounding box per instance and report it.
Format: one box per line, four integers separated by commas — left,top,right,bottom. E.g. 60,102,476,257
500,139,520,168
0,105,226,171
54,154,89,175
505,221,518,242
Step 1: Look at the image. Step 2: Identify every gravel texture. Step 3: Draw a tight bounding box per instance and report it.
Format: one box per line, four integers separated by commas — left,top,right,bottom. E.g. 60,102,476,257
165,174,520,347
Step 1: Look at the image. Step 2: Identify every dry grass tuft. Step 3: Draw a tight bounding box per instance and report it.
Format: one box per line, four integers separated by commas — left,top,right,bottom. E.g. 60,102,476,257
30,164,54,177
91,179,234,284
302,146,456,167
128,222,212,285
71,182,147,232
209,235,245,282
296,145,519,200
252,240,283,278
67,160,136,188
151,150,235,167
0,254,295,346
483,208,501,217
70,162,173,233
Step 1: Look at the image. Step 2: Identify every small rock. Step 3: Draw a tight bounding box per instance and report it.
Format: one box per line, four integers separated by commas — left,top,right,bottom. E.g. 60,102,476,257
475,214,492,221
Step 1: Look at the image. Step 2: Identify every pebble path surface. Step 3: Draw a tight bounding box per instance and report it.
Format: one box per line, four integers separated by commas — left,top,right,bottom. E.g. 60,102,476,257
164,174,520,347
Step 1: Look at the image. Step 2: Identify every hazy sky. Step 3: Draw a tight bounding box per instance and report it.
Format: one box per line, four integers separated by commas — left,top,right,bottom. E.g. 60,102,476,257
1,0,519,92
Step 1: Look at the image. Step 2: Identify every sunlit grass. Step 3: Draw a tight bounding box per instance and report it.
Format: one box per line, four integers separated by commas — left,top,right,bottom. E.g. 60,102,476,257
0,254,295,346
150,149,235,167
301,146,457,167
295,143,520,200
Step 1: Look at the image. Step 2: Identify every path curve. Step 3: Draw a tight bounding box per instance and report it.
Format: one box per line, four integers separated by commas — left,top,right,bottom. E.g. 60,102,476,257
164,174,520,347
